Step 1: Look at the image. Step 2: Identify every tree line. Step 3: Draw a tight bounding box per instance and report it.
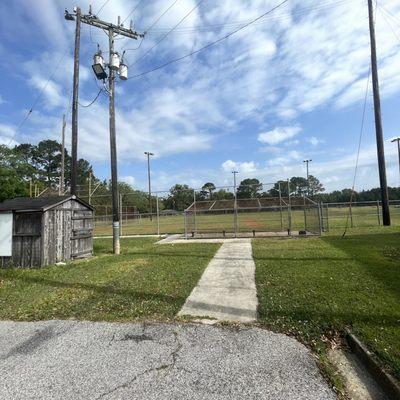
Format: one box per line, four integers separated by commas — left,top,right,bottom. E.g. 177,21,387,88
1,141,399,212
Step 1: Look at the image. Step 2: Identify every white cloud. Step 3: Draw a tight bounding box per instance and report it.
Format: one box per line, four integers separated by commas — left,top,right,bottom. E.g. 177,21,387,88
258,126,302,145
306,136,323,147
221,160,257,173
0,123,18,146
120,176,136,186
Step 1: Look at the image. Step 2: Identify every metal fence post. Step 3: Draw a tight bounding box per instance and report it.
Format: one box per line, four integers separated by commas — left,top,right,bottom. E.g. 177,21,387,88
193,190,197,234
376,200,381,226
278,181,283,231
318,202,323,235
287,179,292,234
119,194,123,237
303,194,307,232
156,193,160,236
349,203,354,228
184,211,188,239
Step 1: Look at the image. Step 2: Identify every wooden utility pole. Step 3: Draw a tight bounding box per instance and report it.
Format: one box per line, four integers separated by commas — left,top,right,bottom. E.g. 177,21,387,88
108,28,120,253
367,0,391,225
59,114,66,196
70,7,81,196
66,7,144,254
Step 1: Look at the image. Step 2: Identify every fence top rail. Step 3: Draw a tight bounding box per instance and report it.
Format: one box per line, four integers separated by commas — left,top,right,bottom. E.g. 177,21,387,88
323,199,400,206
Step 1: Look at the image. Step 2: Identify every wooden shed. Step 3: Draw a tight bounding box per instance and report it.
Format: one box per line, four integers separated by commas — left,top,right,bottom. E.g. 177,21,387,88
0,195,93,268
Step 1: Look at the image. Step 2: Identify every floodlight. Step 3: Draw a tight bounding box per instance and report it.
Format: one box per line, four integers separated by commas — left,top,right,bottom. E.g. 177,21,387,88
92,63,107,80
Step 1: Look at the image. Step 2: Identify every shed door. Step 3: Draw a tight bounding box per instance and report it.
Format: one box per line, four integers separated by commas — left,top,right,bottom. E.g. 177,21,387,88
0,213,13,256
71,210,93,258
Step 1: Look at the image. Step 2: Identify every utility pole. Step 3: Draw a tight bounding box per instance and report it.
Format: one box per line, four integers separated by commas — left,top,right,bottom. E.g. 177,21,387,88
65,7,144,254
59,114,66,196
391,137,400,184
70,7,81,196
144,152,154,221
108,27,120,253
367,0,391,225
303,159,312,196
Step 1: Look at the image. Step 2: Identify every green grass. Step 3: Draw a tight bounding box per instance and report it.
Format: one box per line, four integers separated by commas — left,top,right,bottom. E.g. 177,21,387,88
0,238,219,322
253,226,400,380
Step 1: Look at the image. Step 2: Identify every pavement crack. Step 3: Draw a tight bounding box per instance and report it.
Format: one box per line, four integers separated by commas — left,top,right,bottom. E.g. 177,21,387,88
95,329,184,399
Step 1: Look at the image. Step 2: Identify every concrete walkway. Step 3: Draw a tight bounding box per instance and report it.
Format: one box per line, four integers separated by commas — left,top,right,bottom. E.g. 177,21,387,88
178,239,258,323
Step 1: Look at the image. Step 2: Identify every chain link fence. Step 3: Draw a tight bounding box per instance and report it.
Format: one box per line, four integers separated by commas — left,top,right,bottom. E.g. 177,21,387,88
320,200,400,230
77,182,400,237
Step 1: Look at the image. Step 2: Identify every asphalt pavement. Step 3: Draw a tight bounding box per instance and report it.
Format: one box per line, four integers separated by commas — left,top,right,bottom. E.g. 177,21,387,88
0,321,335,400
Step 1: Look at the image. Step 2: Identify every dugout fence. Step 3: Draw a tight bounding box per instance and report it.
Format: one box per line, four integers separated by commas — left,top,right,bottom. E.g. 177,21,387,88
184,196,322,238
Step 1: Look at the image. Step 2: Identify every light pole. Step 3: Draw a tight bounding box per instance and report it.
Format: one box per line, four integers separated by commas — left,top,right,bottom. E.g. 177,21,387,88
232,170,238,237
145,152,154,220
392,137,400,185
303,159,312,196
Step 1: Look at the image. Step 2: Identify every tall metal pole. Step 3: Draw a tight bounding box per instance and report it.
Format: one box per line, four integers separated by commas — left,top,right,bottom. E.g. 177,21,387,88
70,7,81,196
303,159,312,196
60,114,66,196
88,171,92,205
144,152,154,220
109,28,120,254
392,137,400,185
232,170,238,237
368,0,390,226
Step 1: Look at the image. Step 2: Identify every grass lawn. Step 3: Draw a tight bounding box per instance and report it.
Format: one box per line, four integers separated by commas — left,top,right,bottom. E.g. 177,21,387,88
253,226,400,380
0,238,219,322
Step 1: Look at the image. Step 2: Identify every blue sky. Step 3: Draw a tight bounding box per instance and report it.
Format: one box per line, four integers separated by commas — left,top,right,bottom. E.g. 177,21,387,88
1,0,400,193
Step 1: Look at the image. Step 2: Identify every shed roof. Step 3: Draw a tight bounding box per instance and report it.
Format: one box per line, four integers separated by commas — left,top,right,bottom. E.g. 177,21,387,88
0,195,93,212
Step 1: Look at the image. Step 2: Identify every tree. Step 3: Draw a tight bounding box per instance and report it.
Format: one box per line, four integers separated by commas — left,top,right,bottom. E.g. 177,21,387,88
32,140,62,186
236,178,262,199
201,182,216,199
164,184,194,211
308,175,325,196
212,189,234,200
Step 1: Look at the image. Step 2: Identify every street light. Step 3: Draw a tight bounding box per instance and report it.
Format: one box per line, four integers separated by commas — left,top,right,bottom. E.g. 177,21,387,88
391,137,400,185
303,159,312,196
92,49,107,80
145,152,154,220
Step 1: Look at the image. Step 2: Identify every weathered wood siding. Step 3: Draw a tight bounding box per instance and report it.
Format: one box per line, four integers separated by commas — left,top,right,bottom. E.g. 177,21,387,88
12,212,42,267
42,200,93,265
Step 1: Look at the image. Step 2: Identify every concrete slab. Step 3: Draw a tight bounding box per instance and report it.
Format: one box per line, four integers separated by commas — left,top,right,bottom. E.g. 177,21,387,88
0,321,336,400
178,240,258,322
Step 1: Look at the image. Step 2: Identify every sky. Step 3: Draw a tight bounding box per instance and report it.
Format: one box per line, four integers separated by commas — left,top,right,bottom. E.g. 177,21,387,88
0,0,400,194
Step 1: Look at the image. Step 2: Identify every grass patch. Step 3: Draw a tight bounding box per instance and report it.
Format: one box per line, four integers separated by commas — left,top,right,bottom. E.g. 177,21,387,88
0,238,219,322
253,226,400,380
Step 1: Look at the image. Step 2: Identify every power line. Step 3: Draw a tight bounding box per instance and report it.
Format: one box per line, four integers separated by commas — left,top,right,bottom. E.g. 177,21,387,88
6,48,69,147
140,0,349,34
123,0,181,54
96,0,111,16
127,0,289,80
378,6,400,43
128,0,203,67
122,0,145,24
78,89,104,108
